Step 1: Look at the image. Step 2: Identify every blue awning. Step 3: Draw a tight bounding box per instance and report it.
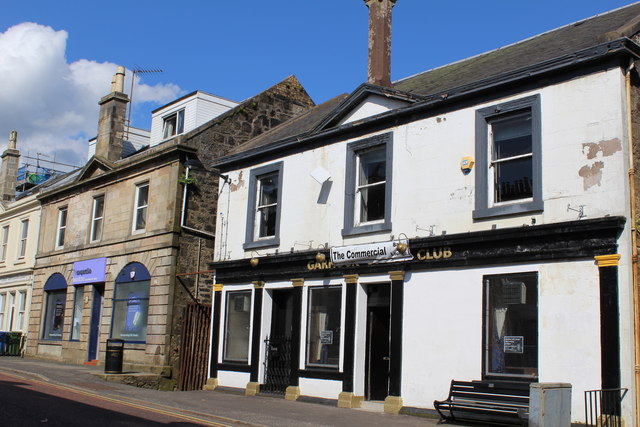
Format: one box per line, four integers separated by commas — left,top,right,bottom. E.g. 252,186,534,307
44,273,67,291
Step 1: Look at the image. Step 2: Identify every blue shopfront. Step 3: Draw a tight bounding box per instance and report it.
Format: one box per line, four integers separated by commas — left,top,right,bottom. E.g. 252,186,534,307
72,257,107,361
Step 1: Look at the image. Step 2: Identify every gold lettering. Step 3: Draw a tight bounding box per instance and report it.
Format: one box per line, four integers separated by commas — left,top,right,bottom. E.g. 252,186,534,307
433,248,442,259
443,247,452,258
425,250,433,260
307,262,315,271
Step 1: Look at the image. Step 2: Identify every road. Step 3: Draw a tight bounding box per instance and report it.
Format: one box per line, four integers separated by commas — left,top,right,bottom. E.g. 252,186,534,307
0,371,240,426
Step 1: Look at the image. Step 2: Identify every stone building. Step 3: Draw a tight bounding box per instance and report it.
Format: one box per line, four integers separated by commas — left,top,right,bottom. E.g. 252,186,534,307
26,66,314,387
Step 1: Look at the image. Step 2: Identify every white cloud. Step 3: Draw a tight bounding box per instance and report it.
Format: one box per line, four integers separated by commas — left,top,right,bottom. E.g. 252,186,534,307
0,22,184,170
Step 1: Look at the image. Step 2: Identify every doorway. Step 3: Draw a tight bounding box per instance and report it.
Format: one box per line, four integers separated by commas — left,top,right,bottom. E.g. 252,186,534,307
263,289,294,394
365,283,391,401
88,284,104,361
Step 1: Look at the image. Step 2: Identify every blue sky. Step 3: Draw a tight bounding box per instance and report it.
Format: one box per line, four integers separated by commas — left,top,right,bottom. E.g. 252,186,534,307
0,0,637,168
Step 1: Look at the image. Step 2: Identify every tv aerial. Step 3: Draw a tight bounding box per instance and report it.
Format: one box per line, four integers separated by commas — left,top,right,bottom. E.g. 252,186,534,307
125,68,163,141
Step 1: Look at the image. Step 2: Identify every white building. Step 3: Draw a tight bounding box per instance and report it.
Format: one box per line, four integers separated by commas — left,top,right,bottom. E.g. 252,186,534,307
206,2,640,425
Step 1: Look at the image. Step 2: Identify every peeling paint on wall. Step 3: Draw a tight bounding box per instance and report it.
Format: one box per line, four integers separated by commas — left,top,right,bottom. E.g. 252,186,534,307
229,171,244,192
578,161,604,190
579,138,621,190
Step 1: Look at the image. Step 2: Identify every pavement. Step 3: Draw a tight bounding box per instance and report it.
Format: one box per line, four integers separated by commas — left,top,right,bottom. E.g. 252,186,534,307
0,356,443,426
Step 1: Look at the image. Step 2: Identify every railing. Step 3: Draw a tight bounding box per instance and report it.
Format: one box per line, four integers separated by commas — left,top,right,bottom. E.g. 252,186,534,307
584,388,628,427
262,336,291,395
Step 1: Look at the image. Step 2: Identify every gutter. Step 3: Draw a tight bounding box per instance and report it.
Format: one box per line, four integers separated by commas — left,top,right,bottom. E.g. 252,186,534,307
213,39,640,171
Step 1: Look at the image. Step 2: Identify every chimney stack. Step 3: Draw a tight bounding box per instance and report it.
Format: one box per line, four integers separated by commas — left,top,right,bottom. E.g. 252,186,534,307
0,131,21,202
364,0,396,87
95,66,129,162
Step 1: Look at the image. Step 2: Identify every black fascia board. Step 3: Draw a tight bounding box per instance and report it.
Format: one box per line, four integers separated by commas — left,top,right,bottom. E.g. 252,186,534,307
212,38,640,173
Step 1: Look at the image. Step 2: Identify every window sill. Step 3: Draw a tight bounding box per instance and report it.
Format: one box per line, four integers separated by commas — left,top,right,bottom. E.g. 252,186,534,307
473,200,543,220
243,237,280,250
13,260,26,266
342,221,391,237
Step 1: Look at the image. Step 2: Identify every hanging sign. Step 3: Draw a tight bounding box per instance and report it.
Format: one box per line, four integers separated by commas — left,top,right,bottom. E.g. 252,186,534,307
72,257,107,284
330,240,412,266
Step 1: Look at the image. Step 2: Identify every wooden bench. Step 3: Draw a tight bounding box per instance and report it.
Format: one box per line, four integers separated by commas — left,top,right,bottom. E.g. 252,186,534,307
434,380,530,425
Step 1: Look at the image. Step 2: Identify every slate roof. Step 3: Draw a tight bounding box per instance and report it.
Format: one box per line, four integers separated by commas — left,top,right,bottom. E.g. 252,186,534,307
393,2,640,95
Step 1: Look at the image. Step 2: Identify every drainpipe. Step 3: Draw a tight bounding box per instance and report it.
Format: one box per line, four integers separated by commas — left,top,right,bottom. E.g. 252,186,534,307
625,59,639,425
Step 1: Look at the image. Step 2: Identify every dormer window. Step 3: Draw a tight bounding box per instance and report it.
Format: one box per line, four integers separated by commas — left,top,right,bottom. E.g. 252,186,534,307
162,109,185,140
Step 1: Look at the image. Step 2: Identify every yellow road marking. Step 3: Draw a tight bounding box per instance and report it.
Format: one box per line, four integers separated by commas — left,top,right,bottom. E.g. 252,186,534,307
0,370,239,427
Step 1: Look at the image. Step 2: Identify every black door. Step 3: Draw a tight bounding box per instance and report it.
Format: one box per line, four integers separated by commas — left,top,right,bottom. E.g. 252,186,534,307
263,289,294,394
365,283,391,401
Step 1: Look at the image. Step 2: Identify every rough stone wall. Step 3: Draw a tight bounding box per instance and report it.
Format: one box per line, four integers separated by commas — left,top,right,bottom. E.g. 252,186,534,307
168,76,315,377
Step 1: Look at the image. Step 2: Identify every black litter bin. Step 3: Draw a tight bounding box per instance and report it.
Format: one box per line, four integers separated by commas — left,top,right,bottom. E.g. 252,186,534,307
105,338,124,374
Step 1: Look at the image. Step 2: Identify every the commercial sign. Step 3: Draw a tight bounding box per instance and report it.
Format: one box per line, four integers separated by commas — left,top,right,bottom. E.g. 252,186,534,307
330,240,413,266
72,257,107,284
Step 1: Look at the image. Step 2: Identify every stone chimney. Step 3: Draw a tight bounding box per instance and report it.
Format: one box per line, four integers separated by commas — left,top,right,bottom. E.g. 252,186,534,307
95,66,129,162
0,131,20,202
364,0,397,87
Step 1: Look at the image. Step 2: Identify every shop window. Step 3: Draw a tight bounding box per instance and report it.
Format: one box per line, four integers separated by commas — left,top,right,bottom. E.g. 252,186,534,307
306,286,342,368
343,133,393,236
133,182,149,232
42,273,68,340
16,290,26,331
90,195,105,242
56,207,67,248
70,286,84,340
474,95,542,219
162,109,185,140
1,225,8,262
111,263,151,343
223,290,252,363
483,272,538,380
244,162,283,250
18,219,28,258
0,293,5,330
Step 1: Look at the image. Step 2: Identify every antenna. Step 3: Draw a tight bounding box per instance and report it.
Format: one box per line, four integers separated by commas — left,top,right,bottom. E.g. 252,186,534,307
125,68,163,141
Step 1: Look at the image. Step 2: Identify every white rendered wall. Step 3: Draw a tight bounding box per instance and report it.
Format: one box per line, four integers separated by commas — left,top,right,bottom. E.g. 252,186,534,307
339,95,411,125
215,68,629,260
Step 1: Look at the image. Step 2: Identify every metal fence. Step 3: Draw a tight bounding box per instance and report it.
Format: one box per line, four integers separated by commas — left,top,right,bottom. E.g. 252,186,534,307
262,336,291,395
584,388,628,427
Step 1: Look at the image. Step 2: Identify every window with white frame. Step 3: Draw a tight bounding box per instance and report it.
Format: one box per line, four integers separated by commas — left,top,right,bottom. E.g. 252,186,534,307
18,219,28,258
16,290,26,331
56,207,67,248
90,195,105,242
162,109,185,140
343,133,393,236
474,95,542,219
0,293,5,330
306,286,342,368
484,272,538,380
133,182,149,232
0,225,8,262
223,290,252,363
243,162,283,249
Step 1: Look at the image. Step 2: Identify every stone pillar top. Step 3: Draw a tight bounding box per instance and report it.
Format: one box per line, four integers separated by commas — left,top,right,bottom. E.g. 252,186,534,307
8,130,17,150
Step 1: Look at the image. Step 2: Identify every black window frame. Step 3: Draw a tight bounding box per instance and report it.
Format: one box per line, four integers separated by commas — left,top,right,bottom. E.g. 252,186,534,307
342,132,393,236
243,162,283,250
474,95,542,219
222,290,252,364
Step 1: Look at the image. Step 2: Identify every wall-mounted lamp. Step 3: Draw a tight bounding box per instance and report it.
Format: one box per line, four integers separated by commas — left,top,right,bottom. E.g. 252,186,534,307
315,244,327,263
249,251,263,267
396,233,409,254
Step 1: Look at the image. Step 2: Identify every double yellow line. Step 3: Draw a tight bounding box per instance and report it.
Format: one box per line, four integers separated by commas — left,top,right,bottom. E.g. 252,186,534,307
0,370,245,427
